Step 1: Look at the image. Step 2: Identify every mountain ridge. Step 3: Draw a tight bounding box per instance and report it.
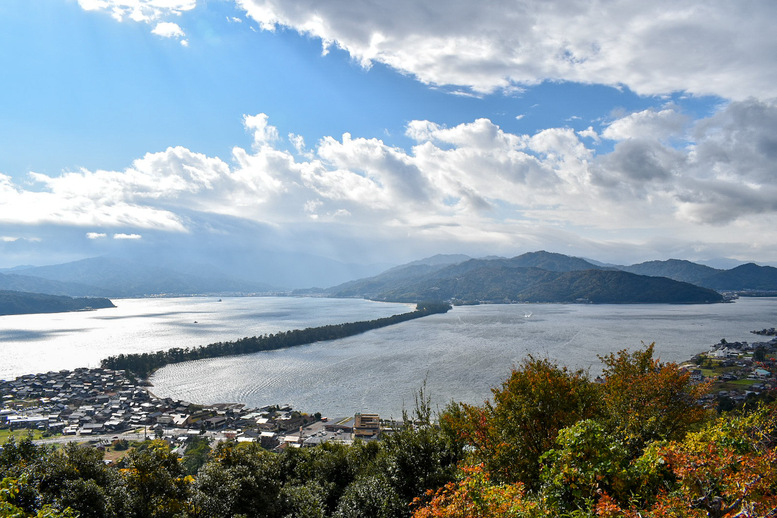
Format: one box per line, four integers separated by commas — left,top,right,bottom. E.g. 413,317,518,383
5,251,777,301
9,256,276,297
324,251,725,304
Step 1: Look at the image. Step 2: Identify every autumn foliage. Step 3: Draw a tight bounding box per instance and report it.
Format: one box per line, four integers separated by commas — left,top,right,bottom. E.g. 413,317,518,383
3,343,777,517
416,344,777,518
412,464,539,518
443,356,599,489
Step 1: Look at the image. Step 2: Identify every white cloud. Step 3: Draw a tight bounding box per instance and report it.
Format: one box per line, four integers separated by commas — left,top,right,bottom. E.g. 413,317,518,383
86,232,107,239
0,168,187,231
151,22,188,45
152,21,184,38
235,0,777,100
602,107,688,141
288,133,313,159
78,0,194,40
577,126,600,143
78,0,195,23
6,103,777,263
113,233,142,239
243,113,279,147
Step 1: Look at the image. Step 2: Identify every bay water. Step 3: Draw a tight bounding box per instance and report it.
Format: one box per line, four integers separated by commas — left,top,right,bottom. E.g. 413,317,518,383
0,297,411,380
2,296,776,419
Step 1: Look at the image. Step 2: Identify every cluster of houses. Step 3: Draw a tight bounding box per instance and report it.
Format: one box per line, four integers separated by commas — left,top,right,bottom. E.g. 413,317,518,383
0,367,385,451
687,333,777,406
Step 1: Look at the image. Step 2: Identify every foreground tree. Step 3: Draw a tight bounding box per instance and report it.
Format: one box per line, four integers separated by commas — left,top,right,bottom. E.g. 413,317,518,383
597,403,777,517
189,442,281,518
412,464,539,518
539,419,631,514
120,440,192,518
1,476,79,518
599,343,711,454
444,356,600,488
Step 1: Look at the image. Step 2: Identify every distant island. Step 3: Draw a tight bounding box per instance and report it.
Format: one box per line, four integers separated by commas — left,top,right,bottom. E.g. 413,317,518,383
0,290,115,316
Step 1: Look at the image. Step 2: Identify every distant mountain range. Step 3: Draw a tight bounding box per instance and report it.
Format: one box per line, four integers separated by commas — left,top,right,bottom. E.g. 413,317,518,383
0,257,276,298
3,251,776,303
320,251,777,304
0,290,115,316
0,251,392,297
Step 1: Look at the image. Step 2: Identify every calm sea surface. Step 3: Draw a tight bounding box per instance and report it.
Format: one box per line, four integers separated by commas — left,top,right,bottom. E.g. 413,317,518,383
3,297,776,419
0,297,412,380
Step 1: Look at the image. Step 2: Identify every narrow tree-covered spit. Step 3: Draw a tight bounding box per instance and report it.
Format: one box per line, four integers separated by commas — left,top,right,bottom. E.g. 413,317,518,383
101,302,451,379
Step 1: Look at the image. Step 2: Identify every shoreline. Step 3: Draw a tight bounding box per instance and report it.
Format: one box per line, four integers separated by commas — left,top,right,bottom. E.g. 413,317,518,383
4,326,775,445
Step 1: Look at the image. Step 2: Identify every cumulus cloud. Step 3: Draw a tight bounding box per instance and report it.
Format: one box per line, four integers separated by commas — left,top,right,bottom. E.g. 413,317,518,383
152,21,184,38
235,0,777,99
151,22,188,45
602,107,689,142
0,170,187,231
288,133,313,159
6,103,777,263
78,0,195,23
577,127,600,143
244,113,279,147
78,0,194,40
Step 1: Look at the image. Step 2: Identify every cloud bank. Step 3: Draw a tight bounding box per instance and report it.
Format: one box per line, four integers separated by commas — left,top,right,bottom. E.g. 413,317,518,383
236,0,777,99
76,1,777,100
3,100,777,264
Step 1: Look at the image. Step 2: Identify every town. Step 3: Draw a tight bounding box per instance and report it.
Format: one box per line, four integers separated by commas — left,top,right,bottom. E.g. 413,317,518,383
0,367,386,456
685,330,777,409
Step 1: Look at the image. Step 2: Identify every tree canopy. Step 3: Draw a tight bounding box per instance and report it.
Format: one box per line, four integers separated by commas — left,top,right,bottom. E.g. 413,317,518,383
4,343,777,517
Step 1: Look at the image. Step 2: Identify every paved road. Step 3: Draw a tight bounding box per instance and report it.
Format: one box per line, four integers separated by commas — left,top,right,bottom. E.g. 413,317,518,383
32,427,216,446
33,430,151,446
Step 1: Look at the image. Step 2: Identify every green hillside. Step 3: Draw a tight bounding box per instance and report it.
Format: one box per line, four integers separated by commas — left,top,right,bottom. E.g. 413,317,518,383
0,290,115,316
327,252,723,304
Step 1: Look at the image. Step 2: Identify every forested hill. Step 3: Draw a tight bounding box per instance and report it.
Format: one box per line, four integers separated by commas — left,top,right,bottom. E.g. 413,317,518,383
0,290,116,316
621,259,777,291
0,271,109,297
699,262,777,291
620,258,722,285
324,251,723,304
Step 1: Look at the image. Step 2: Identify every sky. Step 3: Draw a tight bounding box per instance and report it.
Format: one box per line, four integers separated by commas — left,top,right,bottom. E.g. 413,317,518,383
2,0,777,276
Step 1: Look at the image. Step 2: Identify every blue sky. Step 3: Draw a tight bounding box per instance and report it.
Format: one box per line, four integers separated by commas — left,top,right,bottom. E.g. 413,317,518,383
2,0,777,279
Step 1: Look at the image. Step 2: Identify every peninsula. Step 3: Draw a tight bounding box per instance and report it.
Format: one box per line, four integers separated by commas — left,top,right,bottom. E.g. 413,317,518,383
0,290,115,316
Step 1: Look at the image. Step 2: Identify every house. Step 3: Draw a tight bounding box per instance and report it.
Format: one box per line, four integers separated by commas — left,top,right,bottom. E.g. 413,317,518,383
353,413,380,439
